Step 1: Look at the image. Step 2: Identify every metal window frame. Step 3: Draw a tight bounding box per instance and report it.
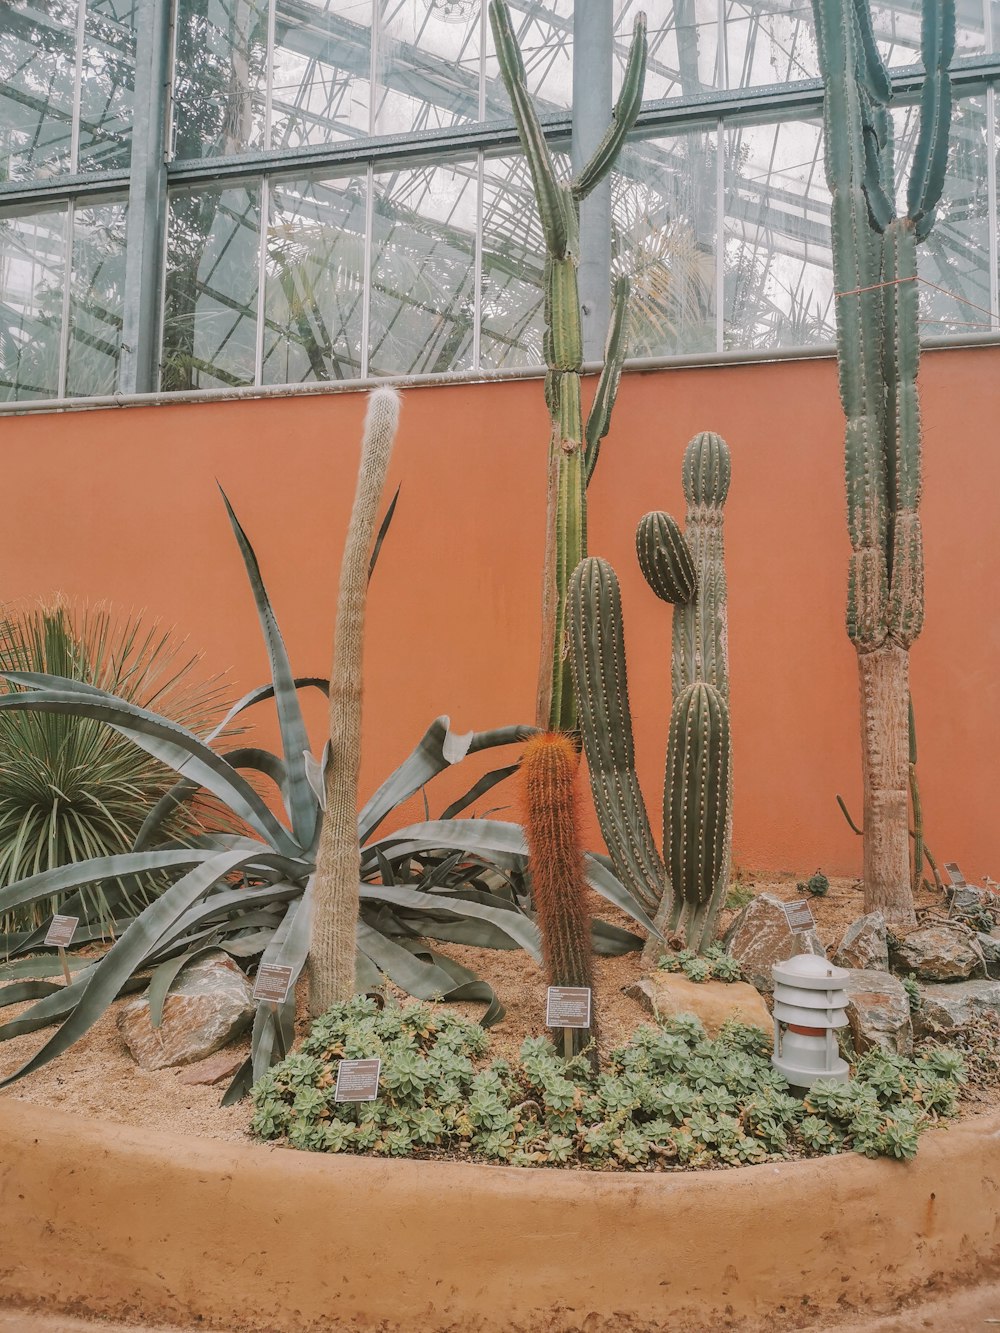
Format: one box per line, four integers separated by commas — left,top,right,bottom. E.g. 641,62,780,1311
0,1,999,412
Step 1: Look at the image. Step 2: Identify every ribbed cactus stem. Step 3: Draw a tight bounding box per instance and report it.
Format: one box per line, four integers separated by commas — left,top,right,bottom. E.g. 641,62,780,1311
519,732,596,1058
672,432,731,701
664,684,731,954
310,387,400,1016
813,0,951,925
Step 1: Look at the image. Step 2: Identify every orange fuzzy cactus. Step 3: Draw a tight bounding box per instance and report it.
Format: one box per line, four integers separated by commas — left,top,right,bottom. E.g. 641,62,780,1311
519,732,595,1058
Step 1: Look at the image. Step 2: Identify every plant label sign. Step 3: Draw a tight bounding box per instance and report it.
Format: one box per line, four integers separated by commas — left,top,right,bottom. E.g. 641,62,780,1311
783,900,816,933
944,862,967,887
253,963,294,1004
335,1058,381,1103
546,986,592,1029
44,915,79,949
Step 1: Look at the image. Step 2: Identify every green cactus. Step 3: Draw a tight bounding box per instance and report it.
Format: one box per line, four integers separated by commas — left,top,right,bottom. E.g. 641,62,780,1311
812,0,953,927
489,0,646,734
568,432,734,954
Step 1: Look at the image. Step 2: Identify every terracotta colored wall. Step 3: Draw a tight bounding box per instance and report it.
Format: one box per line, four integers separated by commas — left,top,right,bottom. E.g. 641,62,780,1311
1,345,997,879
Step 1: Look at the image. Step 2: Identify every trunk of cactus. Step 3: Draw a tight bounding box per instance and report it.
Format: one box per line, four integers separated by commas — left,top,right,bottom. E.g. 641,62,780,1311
858,643,916,927
310,388,400,1016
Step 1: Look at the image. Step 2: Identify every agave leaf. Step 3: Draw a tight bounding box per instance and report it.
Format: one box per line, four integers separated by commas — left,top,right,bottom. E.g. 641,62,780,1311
368,484,400,583
0,979,65,1007
356,919,461,999
0,954,96,982
0,848,214,918
0,974,148,1041
438,764,519,821
359,880,541,961
219,489,318,852
206,677,329,745
591,918,644,955
131,778,201,852
0,847,260,1087
355,950,385,993
358,718,534,844
0,676,300,857
369,818,528,867
248,884,313,1087
584,853,659,937
389,938,504,1026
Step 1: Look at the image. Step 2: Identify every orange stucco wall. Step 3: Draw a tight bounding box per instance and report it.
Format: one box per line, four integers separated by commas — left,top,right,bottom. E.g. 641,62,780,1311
2,345,997,879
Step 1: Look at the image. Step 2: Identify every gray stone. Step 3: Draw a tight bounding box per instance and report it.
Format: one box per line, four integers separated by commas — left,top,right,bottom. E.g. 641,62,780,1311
842,969,913,1056
833,912,889,972
889,921,984,982
913,978,1000,1039
723,893,826,994
947,883,996,922
118,951,255,1070
977,930,1000,980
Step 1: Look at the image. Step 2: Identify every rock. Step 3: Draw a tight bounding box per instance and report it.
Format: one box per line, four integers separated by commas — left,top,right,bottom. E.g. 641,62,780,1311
913,978,1000,1038
842,969,913,1056
176,1051,246,1086
723,893,826,993
118,952,254,1070
626,974,772,1043
947,882,996,922
977,930,1000,980
889,921,984,982
833,912,888,972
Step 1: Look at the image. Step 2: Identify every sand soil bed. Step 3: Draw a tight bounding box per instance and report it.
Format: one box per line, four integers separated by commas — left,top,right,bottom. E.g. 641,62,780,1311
0,872,988,1141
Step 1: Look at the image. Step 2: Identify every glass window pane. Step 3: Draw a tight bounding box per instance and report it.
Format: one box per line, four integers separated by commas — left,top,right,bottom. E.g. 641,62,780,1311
262,172,366,384
368,159,476,376
172,0,269,160
271,0,372,151
617,0,720,100
161,182,262,390
66,195,128,395
723,118,834,350
873,0,984,67
613,129,718,356
375,0,481,135
485,0,572,118
724,2,818,90
0,205,67,401
894,94,993,339
78,0,136,171
0,0,79,182
480,152,545,371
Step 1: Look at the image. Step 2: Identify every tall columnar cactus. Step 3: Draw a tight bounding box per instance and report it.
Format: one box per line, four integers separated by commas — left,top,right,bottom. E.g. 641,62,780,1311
812,0,954,926
489,0,646,733
519,732,595,1058
310,388,401,1016
569,432,733,955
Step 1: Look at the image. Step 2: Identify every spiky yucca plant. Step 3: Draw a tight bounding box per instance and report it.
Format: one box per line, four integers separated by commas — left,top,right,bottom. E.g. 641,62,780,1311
0,605,226,934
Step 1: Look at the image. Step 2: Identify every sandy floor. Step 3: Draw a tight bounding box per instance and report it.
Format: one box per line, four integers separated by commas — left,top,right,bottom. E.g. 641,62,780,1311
2,1280,999,1331
0,872,961,1141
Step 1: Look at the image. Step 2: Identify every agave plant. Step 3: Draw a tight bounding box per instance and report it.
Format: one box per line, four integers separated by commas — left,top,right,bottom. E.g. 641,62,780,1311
0,603,228,938
0,491,652,1102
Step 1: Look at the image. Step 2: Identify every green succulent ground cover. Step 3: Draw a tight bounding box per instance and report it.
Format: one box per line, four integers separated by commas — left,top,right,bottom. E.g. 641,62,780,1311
250,997,965,1168
656,944,744,983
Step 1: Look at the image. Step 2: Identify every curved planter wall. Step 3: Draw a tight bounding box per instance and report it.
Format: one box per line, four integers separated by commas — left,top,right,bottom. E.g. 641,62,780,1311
1,1099,998,1332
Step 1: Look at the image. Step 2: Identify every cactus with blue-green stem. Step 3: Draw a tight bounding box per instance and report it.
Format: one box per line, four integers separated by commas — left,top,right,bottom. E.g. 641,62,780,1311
812,0,953,927
489,0,646,734
568,432,733,955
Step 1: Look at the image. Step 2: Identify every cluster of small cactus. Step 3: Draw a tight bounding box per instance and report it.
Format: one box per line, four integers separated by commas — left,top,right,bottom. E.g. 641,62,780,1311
518,733,595,1058
811,0,955,925
489,0,646,732
252,997,964,1166
569,431,733,955
310,387,400,1015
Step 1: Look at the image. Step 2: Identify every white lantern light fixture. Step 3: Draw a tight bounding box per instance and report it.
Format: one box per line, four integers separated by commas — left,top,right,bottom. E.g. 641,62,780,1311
771,954,851,1090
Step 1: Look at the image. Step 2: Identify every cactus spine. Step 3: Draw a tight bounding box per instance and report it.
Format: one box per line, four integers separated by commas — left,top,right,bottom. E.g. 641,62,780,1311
519,732,595,1057
489,0,646,733
569,432,733,955
310,387,400,1016
812,0,953,926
